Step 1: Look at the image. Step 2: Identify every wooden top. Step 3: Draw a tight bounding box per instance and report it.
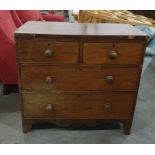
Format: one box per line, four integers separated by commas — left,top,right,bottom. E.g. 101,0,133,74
14,21,148,39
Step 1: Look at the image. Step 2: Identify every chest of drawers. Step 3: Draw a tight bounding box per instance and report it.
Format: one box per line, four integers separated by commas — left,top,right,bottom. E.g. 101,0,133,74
15,22,147,134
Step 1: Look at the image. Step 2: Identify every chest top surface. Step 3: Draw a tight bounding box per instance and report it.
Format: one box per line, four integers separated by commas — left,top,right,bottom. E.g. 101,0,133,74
14,21,148,40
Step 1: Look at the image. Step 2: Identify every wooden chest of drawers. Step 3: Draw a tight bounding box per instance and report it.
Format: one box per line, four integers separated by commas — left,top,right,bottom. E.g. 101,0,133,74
15,22,147,134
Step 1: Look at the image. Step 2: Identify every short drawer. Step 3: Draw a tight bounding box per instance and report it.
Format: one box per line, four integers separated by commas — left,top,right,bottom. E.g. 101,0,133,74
20,65,140,91
17,40,79,64
23,92,135,118
83,42,144,65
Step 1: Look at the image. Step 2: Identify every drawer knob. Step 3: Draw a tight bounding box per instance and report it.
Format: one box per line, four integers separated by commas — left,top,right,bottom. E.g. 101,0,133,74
108,51,118,59
46,76,53,83
106,75,114,84
44,49,53,57
46,104,53,112
104,103,111,112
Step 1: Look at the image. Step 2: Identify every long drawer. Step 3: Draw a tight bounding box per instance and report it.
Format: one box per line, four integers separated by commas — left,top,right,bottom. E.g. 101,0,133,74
23,92,136,118
17,40,79,64
83,42,144,65
20,65,140,91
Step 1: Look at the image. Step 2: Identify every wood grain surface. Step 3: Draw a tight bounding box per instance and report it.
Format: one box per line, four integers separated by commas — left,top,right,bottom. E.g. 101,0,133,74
15,22,147,134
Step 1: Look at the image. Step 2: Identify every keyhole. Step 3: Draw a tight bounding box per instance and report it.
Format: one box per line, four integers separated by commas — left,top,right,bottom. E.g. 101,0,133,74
77,94,81,98
79,68,82,72
112,43,115,48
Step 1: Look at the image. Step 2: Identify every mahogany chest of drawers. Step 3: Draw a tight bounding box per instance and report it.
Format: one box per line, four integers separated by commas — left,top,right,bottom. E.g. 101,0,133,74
15,21,147,134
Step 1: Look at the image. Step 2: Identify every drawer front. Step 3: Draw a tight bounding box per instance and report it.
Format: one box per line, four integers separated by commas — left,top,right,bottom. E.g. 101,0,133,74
23,92,135,118
21,65,140,91
83,43,144,65
17,40,79,63
17,40,32,61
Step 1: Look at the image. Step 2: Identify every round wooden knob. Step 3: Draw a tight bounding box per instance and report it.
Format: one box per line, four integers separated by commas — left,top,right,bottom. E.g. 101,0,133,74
44,49,53,57
104,103,111,111
106,75,114,84
108,51,118,59
46,104,53,112
46,76,53,83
